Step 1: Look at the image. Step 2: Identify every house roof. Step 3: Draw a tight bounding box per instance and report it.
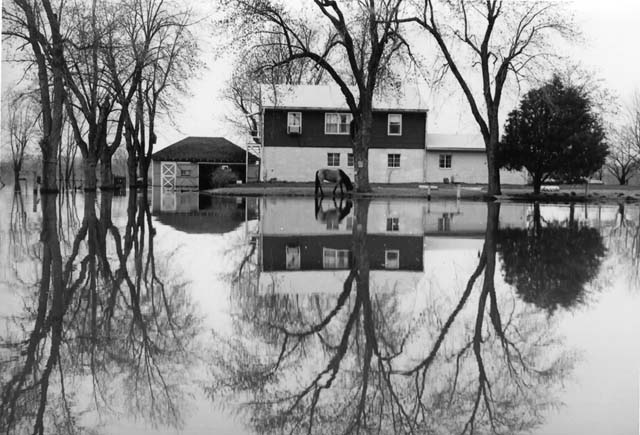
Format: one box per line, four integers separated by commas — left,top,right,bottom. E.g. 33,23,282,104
262,84,428,112
426,134,485,152
152,137,259,163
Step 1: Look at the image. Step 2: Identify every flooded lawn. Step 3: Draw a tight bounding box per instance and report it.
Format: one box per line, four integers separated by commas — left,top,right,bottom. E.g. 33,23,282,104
0,188,638,434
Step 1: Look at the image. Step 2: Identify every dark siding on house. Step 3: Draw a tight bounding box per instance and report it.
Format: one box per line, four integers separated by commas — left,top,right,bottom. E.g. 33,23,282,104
262,235,424,271
263,109,426,149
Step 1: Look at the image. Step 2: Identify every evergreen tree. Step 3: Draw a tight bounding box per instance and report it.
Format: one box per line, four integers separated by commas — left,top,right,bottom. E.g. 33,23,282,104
498,75,608,194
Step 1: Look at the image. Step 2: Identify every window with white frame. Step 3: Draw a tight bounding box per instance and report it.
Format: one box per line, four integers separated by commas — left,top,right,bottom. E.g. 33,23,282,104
439,154,452,169
326,219,339,230
287,112,302,134
385,250,400,269
180,169,192,176
438,213,452,232
388,153,400,168
286,245,301,270
327,153,340,166
325,113,353,135
323,248,349,269
386,217,399,231
388,114,402,135
347,153,354,167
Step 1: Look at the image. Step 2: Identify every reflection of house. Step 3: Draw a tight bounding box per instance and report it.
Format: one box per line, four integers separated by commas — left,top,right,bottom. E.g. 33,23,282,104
151,188,258,234
259,85,526,184
150,136,259,190
258,198,426,294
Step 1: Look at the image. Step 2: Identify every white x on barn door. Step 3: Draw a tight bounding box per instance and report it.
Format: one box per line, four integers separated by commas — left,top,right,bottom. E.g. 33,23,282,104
161,162,177,189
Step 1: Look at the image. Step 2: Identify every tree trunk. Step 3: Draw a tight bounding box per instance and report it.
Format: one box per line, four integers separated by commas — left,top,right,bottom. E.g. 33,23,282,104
83,157,98,191
42,144,59,193
99,156,114,190
14,164,21,190
127,150,137,188
353,111,372,193
532,174,542,195
137,156,151,188
532,202,541,237
485,118,502,196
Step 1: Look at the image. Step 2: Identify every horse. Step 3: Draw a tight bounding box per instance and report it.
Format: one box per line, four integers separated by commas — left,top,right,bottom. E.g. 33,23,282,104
315,168,354,197
315,196,353,228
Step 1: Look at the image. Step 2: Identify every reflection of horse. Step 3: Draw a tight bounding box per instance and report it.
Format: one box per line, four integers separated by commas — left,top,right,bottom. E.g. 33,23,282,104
315,168,354,197
315,196,353,227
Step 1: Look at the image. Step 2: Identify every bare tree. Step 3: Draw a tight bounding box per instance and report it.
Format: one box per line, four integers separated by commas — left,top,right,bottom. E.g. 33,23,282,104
397,0,575,195
228,0,410,192
104,0,199,188
4,91,39,189
606,127,639,185
224,32,327,139
3,0,67,192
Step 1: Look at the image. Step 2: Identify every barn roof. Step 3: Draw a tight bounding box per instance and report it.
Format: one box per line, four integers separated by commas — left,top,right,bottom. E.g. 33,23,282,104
262,84,428,112
152,137,259,163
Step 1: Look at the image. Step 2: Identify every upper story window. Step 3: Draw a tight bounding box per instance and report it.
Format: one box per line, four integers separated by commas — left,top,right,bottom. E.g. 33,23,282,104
439,154,452,169
388,114,402,135
386,217,399,231
388,154,400,168
323,248,350,269
327,153,340,166
325,113,353,135
438,213,452,232
287,112,302,134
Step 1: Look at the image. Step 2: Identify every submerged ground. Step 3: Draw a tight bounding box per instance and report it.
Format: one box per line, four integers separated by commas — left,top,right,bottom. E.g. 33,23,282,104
0,184,638,434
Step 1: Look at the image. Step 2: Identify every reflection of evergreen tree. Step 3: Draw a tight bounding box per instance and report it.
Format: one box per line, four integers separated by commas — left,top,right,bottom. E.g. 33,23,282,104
498,204,606,312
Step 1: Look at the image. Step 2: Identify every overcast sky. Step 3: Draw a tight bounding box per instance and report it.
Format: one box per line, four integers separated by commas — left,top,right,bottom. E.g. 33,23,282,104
1,0,639,154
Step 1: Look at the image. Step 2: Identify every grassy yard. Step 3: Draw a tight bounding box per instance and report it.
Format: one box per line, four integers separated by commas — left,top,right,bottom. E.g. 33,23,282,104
207,181,640,203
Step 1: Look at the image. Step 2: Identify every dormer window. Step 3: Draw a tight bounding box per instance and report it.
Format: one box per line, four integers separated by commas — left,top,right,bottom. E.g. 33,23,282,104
388,114,402,136
287,112,302,135
325,113,353,135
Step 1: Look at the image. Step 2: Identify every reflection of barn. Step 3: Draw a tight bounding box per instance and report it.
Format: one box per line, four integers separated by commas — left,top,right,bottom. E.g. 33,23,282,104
150,137,260,190
151,188,259,234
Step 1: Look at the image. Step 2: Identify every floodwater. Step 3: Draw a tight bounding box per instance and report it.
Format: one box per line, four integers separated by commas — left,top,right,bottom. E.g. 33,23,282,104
0,186,638,435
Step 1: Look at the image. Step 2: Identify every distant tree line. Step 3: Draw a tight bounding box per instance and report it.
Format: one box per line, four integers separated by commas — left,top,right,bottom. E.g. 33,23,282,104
2,0,201,192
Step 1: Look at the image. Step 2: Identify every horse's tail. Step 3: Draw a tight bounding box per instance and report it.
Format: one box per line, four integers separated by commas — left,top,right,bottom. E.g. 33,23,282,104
339,169,354,191
315,170,321,196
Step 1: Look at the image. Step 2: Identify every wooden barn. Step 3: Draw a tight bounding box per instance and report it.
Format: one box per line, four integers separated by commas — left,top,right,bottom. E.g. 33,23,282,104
151,136,260,190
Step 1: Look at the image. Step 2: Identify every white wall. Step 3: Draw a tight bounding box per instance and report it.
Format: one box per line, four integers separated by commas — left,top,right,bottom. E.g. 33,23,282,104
262,147,426,183
263,147,527,185
425,151,527,185
261,197,426,235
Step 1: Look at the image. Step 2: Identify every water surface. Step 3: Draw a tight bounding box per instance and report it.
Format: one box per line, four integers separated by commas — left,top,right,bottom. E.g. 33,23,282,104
0,187,638,434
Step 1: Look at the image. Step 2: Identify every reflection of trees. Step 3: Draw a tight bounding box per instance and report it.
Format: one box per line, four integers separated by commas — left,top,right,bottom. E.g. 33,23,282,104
212,201,574,434
1,190,200,433
607,203,640,288
498,203,606,312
